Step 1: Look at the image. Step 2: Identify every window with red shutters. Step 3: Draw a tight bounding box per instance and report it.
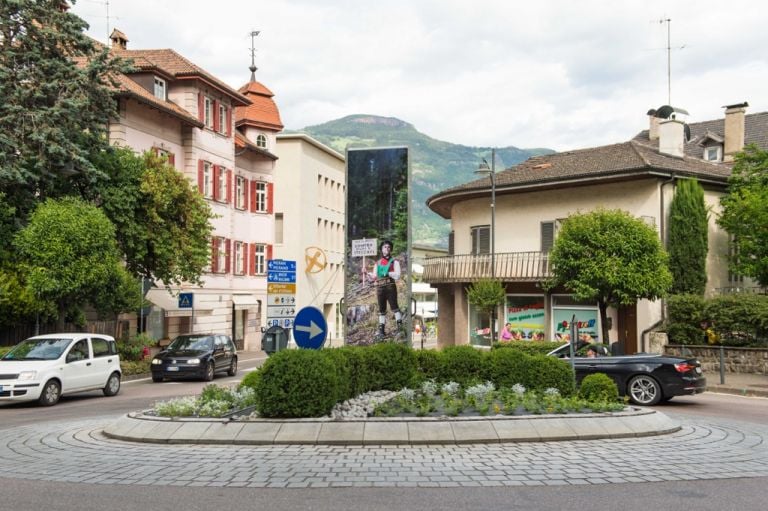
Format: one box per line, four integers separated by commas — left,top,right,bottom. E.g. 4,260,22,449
226,170,233,204
267,244,273,261
211,237,219,273
249,243,256,275
198,93,204,123
224,239,232,273
213,100,220,132
226,108,232,137
198,160,204,192
267,182,274,214
168,153,175,167
249,181,257,212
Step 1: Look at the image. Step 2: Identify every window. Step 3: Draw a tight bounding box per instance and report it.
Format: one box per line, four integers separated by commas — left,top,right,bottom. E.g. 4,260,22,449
470,225,490,255
236,176,247,209
153,77,166,100
256,134,267,148
254,181,267,212
253,244,266,275
204,97,213,129
704,146,721,162
91,338,111,358
216,237,227,273
234,241,245,275
541,222,555,252
217,167,227,202
219,104,228,135
203,162,213,198
275,213,284,244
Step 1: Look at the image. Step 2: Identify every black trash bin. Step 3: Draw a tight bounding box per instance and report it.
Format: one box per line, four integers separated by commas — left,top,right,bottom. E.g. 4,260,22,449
262,325,288,355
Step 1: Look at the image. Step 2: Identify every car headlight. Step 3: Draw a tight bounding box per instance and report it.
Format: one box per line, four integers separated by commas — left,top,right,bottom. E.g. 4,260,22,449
151,358,163,365
18,371,37,381
187,358,201,365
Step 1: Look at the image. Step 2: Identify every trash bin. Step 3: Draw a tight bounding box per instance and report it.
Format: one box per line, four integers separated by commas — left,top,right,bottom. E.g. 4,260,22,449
262,325,288,355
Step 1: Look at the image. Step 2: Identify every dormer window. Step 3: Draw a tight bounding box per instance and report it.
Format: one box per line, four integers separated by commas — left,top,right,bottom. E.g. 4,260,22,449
153,77,166,100
256,134,267,149
704,146,721,162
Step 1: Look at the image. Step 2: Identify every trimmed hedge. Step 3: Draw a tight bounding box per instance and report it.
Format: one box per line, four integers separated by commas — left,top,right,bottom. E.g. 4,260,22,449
491,340,563,355
440,345,487,385
667,293,768,346
579,373,619,402
666,294,706,345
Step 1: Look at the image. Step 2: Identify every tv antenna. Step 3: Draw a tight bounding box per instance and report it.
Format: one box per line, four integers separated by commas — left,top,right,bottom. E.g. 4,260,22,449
249,30,260,80
658,18,686,105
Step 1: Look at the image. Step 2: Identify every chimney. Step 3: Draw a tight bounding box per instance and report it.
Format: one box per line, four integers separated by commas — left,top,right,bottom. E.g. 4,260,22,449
109,28,128,50
647,109,660,140
659,118,685,158
723,102,748,162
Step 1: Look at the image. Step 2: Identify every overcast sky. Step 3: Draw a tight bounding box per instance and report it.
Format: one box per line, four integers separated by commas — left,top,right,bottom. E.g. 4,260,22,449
72,0,768,152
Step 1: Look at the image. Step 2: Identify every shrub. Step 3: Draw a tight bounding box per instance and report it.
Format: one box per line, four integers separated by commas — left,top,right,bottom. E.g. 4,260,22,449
440,345,487,385
239,368,261,390
706,294,768,346
119,359,151,376
0,347,11,358
486,348,529,388
117,333,154,361
361,342,418,391
338,346,371,396
321,347,353,397
492,340,563,355
666,294,707,345
252,349,342,418
578,373,619,402
522,355,576,396
414,349,444,382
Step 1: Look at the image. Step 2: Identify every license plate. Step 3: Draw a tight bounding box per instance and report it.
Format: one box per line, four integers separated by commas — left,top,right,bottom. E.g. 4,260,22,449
695,367,702,374
167,366,179,372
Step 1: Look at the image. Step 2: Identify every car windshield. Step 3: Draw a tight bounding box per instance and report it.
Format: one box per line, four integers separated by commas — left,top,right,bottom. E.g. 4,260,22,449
1,338,73,361
168,335,214,351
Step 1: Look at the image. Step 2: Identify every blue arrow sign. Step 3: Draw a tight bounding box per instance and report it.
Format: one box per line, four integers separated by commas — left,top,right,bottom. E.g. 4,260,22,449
293,306,327,350
178,292,193,309
268,259,297,272
268,271,296,283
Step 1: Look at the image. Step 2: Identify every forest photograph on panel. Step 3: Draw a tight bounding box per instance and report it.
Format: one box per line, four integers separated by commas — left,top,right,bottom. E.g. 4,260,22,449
344,147,410,346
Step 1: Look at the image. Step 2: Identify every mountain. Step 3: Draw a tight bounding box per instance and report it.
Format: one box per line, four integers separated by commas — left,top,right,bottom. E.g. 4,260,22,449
293,115,554,248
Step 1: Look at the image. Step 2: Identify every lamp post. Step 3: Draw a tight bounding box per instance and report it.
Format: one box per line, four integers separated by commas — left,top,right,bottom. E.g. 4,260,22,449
476,149,497,343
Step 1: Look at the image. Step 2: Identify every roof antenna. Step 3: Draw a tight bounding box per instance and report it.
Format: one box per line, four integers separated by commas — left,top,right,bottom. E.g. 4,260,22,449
658,18,686,105
249,30,260,81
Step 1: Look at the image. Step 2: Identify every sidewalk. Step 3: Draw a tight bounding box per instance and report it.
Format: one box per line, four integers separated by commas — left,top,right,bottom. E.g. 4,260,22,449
706,372,768,398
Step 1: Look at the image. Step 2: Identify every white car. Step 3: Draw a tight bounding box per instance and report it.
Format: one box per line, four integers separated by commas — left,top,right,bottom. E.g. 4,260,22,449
0,333,122,406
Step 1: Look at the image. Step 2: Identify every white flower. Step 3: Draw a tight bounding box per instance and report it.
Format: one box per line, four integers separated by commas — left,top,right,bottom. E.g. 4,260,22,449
421,379,438,396
441,381,460,396
511,383,527,396
544,387,561,397
399,387,416,401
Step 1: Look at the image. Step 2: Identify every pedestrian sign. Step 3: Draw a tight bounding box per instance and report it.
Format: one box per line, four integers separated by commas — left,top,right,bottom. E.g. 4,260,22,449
178,292,193,309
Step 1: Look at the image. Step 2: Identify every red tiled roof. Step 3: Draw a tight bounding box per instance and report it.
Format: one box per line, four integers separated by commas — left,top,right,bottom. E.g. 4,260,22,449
235,80,284,131
110,72,203,128
234,132,278,160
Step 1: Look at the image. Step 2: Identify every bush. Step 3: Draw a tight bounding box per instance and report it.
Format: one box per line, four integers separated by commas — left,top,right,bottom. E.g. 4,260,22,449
666,294,707,345
521,355,575,396
117,333,154,361
414,349,444,382
486,348,529,388
360,342,418,391
249,349,342,418
440,345,487,385
120,359,151,376
579,373,619,402
492,340,563,355
339,346,373,395
239,368,261,390
706,294,768,346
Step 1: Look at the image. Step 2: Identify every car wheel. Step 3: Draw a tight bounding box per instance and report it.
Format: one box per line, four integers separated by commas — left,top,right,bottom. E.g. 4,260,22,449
227,357,238,377
203,361,215,381
627,375,662,405
103,372,121,396
38,380,61,407
151,374,163,383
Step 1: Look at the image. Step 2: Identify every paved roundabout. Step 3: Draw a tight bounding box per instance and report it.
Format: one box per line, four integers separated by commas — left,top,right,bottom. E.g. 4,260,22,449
1,413,767,488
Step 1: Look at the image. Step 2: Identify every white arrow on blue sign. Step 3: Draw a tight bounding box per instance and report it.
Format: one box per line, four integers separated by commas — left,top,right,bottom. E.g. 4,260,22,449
292,306,327,350
268,271,296,283
268,259,297,272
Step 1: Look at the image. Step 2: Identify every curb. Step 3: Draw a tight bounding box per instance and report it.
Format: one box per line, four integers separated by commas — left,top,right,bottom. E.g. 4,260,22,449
708,387,768,398
102,408,681,446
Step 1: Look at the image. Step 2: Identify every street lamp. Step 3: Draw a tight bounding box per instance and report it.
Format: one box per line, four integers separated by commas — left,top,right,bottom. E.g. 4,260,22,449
476,149,497,343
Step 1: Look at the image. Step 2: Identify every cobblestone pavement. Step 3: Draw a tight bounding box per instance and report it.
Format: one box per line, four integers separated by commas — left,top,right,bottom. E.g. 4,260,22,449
0,414,766,488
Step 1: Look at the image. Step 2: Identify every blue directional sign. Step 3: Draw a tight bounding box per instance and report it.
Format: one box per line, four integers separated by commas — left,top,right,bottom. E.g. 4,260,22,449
267,271,296,283
178,292,194,309
292,306,327,350
268,259,297,272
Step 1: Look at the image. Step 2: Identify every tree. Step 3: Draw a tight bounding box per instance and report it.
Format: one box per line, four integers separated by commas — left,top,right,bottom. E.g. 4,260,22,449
0,0,127,217
717,145,768,287
91,149,214,287
14,197,139,326
546,208,672,343
668,179,708,294
466,278,505,343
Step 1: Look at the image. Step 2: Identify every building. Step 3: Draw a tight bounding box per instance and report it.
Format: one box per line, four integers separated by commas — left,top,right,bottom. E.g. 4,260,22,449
107,30,281,349
424,103,766,353
272,134,346,346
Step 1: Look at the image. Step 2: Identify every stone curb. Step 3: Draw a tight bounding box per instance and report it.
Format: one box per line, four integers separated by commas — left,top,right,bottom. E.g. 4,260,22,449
708,387,768,398
102,408,681,446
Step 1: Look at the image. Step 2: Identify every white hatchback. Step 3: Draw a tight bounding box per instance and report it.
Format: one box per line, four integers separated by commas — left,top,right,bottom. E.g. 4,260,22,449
0,333,122,406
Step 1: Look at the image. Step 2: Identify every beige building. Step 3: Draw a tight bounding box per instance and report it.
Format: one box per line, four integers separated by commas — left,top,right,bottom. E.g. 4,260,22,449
425,103,764,353
272,134,346,346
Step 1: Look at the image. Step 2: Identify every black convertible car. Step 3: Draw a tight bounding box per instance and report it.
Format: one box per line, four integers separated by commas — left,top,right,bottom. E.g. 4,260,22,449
548,341,706,405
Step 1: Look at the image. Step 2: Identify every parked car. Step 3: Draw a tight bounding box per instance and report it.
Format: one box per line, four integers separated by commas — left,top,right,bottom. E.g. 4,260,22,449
151,334,237,382
0,333,122,406
548,341,706,405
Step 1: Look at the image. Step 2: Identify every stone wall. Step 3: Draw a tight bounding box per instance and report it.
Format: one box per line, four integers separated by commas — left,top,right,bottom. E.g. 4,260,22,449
664,345,768,375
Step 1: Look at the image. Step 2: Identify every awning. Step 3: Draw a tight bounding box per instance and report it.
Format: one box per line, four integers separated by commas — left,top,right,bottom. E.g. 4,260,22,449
146,289,214,318
232,294,260,310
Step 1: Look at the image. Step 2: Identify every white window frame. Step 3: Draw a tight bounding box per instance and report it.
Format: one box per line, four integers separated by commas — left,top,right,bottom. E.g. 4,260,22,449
253,244,266,275
203,162,213,199
256,134,267,149
234,241,245,275
254,181,267,213
217,167,227,202
204,97,214,129
153,77,166,100
219,104,228,134
235,176,246,209
704,146,721,162
216,237,227,273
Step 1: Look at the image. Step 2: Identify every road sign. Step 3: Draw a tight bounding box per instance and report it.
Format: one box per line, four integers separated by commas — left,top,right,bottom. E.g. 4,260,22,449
293,306,327,350
268,283,296,294
267,271,296,283
178,292,193,309
268,259,297,272
267,260,297,327
351,238,377,257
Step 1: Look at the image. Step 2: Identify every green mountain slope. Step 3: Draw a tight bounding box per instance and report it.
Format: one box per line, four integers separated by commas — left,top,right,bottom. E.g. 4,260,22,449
293,114,553,248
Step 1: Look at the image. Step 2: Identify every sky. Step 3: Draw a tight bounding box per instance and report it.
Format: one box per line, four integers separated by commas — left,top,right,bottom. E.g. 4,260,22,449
71,0,768,152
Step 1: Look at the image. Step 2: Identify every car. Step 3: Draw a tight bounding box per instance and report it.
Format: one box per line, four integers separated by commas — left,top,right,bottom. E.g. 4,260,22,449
150,333,237,382
0,333,122,406
548,340,706,405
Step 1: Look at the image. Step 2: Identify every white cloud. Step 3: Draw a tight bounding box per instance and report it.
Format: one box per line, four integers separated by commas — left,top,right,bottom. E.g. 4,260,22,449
72,0,768,151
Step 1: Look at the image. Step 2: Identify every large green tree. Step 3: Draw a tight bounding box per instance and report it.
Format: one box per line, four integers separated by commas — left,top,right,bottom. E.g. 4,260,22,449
91,149,214,287
0,0,126,216
546,208,673,343
717,145,768,286
668,179,708,294
14,197,140,326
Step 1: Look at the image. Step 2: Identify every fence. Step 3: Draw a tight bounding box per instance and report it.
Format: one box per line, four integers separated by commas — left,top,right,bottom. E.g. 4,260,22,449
0,320,120,347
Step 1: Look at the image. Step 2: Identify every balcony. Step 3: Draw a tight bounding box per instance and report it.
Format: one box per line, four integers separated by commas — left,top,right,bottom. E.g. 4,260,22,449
422,251,551,284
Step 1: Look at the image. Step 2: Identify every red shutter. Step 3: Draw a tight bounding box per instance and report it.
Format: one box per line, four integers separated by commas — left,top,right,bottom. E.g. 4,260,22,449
168,153,176,167
198,93,204,122
267,182,274,214
197,160,204,192
249,243,256,275
212,165,220,200
226,169,233,204
211,237,219,273
225,239,232,274
226,108,232,137
242,178,249,210
213,100,220,132
249,181,257,212
267,244,273,261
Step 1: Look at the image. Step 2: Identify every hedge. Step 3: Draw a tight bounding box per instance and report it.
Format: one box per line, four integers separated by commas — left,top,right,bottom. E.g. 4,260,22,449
667,293,768,346
491,340,563,355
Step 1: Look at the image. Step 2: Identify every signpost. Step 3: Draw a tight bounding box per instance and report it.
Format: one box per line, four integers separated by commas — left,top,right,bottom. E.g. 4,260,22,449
293,306,327,349
267,260,297,330
178,292,194,332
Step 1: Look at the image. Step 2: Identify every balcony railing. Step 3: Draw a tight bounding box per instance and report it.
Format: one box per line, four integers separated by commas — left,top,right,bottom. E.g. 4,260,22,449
422,251,551,284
